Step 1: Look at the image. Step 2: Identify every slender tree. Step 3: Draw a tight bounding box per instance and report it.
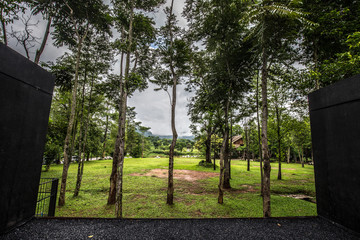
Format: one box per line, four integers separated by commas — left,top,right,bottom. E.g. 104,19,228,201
152,0,190,205
74,33,113,197
110,0,165,217
242,0,312,217
53,0,112,206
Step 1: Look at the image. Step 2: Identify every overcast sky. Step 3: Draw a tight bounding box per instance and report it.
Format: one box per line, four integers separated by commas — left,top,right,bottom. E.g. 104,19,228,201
8,0,194,136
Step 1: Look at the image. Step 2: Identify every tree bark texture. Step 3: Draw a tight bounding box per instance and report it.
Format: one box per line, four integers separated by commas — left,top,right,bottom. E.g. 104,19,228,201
108,108,121,205
261,47,271,218
256,72,264,196
218,99,231,203
229,114,233,179
102,114,109,159
205,126,212,163
116,2,134,217
108,34,125,205
115,88,127,217
222,103,231,189
245,126,250,172
73,79,87,197
166,0,178,205
276,106,282,180
59,35,85,206
213,146,216,170
218,124,229,203
74,76,94,196
301,145,304,168
167,81,177,205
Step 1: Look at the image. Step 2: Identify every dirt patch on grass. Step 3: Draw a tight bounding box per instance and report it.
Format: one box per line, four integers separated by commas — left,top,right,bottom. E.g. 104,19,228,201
130,169,218,182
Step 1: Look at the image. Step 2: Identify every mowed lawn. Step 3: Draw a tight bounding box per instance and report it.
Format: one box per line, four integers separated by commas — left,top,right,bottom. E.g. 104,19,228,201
40,158,317,218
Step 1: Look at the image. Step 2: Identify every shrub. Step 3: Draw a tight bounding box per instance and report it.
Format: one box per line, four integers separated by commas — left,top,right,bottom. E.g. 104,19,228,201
198,160,216,168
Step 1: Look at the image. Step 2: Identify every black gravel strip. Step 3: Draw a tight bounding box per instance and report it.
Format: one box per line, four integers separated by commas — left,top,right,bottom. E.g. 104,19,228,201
1,217,359,240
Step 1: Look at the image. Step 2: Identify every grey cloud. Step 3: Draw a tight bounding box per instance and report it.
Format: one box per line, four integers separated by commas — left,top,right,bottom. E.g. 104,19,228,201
6,0,193,136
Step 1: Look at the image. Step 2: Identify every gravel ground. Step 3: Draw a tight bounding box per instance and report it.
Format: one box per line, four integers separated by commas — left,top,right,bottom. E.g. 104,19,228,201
1,217,359,240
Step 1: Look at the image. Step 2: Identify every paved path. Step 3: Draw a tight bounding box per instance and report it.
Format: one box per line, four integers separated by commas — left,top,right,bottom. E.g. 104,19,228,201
2,217,359,240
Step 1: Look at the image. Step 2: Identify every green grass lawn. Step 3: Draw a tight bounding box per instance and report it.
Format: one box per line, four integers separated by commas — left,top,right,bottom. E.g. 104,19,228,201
40,158,317,218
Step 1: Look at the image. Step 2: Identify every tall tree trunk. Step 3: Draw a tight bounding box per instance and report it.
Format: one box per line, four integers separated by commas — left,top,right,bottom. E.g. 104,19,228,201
34,16,52,64
218,136,226,204
218,104,230,202
205,125,212,163
256,71,264,196
229,112,233,179
213,144,216,170
108,98,122,205
245,125,250,172
58,33,85,206
74,75,94,196
261,47,271,217
222,101,231,189
116,2,134,217
102,114,109,159
108,29,125,205
69,98,79,160
301,145,304,168
115,88,127,217
73,78,87,197
166,0,177,205
276,106,282,180
167,78,177,205
218,99,231,203
223,61,232,189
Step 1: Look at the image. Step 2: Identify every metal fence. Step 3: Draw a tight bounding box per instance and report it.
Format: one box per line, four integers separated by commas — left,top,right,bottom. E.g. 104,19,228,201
35,178,58,217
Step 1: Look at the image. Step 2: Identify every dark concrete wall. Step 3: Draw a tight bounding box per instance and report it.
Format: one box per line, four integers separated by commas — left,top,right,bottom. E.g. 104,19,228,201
309,74,360,233
0,44,54,233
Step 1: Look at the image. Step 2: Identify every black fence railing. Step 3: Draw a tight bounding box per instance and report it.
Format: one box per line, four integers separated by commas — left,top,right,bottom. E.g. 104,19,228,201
35,178,58,217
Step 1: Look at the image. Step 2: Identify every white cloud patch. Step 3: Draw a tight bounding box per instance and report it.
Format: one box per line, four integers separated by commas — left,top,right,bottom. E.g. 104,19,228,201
128,82,194,136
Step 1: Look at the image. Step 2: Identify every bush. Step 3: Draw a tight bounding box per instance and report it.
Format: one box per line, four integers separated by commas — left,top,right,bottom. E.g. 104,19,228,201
43,145,59,172
198,160,216,168
130,145,142,158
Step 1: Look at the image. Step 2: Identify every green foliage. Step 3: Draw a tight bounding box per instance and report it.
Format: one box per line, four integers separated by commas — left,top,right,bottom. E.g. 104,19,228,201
319,32,360,83
51,0,112,47
43,139,61,171
130,145,142,158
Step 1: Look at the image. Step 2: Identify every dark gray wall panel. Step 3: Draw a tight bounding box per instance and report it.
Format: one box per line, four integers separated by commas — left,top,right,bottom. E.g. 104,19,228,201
309,74,360,233
0,44,54,233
